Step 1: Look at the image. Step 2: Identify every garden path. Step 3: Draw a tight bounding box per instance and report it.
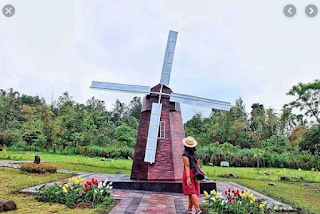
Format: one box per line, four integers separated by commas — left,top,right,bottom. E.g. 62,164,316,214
1,161,295,214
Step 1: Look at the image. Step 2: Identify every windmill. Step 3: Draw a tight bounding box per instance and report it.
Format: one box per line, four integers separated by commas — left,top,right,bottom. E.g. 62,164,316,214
90,30,231,181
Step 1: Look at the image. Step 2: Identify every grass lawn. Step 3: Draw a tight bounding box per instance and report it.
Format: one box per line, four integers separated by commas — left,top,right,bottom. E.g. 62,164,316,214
0,167,115,213
202,166,320,214
1,151,320,213
0,151,132,174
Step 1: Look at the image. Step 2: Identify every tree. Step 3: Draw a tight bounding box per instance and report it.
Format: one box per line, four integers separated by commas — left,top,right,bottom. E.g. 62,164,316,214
265,108,279,138
261,135,290,154
114,124,136,147
128,96,142,120
20,94,45,106
111,99,128,123
249,103,265,139
279,107,297,136
289,126,307,147
287,80,320,124
300,125,320,154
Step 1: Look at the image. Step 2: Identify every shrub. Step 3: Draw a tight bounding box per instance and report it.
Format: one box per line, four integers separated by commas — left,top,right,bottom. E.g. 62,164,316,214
36,176,113,208
300,125,320,155
20,163,59,173
12,141,26,151
203,189,275,214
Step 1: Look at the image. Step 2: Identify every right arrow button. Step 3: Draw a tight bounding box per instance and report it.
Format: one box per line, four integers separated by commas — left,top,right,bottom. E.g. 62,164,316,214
306,4,318,17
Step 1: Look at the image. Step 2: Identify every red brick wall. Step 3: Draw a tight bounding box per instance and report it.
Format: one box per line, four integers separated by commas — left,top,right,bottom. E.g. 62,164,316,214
147,109,175,180
130,111,150,180
170,111,185,180
130,84,185,181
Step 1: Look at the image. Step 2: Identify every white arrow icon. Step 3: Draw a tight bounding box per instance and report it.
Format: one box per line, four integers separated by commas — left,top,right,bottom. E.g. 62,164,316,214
288,8,292,14
310,7,314,14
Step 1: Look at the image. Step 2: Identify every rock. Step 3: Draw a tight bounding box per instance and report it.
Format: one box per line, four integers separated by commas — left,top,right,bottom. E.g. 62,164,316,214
34,155,41,164
303,183,313,186
220,161,230,167
268,182,275,186
0,148,3,151
0,200,17,211
218,174,238,179
280,176,290,181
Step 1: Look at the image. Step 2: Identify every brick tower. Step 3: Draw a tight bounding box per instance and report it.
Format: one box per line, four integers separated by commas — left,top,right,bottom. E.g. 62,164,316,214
130,84,185,181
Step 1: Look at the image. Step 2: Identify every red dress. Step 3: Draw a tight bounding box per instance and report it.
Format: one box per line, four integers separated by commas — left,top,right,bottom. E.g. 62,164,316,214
182,169,200,195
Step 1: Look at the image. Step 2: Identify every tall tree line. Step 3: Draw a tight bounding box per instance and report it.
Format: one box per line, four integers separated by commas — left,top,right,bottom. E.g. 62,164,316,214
185,79,320,155
0,89,141,149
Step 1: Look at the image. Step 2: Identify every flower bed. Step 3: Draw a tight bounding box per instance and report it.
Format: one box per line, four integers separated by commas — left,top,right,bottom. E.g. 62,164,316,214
20,163,59,173
202,189,276,214
35,176,113,208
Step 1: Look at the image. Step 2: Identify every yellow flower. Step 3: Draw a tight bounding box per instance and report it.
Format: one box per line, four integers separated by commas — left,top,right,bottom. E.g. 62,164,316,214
249,193,254,199
70,187,73,190
74,179,80,185
64,184,69,188
62,187,67,193
210,197,215,201
252,197,256,202
259,204,265,208
250,200,253,204
68,178,72,182
211,190,216,195
204,191,209,198
71,177,75,182
215,195,220,199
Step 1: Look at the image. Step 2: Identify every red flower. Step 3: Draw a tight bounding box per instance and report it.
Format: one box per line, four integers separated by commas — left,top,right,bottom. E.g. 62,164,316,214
91,178,98,186
225,191,228,194
232,190,235,193
258,199,261,203
228,189,231,193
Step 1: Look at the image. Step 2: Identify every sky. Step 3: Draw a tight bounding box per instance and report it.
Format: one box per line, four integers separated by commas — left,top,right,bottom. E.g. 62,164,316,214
1,0,320,122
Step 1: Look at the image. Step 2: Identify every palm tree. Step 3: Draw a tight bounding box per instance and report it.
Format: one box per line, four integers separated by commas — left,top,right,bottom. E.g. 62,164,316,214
279,107,297,136
8,88,20,98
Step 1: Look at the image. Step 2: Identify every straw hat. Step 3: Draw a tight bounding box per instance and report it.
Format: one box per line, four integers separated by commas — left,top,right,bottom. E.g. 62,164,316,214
182,136,197,148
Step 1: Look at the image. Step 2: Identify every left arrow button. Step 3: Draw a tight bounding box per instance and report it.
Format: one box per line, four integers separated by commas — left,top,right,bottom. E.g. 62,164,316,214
284,4,296,17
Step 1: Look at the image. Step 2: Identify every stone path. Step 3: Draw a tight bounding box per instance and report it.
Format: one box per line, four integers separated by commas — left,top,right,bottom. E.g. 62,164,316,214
1,160,295,213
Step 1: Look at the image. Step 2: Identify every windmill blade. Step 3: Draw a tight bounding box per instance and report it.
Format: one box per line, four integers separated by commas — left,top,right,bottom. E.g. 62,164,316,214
160,30,178,86
90,81,151,94
144,103,162,164
170,93,231,111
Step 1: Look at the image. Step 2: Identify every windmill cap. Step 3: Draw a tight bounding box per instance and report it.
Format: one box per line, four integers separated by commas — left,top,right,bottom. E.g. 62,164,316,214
182,136,197,148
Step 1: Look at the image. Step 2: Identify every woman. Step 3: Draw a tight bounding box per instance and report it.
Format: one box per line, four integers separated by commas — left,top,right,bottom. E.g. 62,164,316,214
182,136,202,214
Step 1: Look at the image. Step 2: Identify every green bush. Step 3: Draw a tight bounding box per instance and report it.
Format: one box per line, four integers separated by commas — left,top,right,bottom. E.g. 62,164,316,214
198,143,320,170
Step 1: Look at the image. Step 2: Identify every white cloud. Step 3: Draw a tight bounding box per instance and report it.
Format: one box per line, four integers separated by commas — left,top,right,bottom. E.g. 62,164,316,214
0,0,319,120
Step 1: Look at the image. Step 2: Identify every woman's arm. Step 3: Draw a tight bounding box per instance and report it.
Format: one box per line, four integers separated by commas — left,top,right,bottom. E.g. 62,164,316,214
183,156,191,185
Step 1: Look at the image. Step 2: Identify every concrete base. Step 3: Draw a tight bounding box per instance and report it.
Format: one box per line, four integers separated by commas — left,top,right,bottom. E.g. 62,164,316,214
109,175,216,193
